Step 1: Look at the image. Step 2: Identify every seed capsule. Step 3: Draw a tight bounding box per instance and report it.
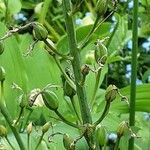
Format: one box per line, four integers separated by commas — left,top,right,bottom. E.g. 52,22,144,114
0,66,5,82
105,85,118,102
0,125,7,137
117,121,128,137
42,122,51,133
64,81,76,98
94,40,107,64
96,0,108,16
32,22,48,41
42,90,59,111
96,125,107,146
63,134,75,150
27,122,32,135
0,41,4,55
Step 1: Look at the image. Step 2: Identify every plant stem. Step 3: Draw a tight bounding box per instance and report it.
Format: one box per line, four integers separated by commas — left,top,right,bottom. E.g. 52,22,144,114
54,109,79,128
5,136,15,150
94,102,110,126
53,55,76,90
62,0,92,125
35,132,44,150
71,97,82,124
90,70,101,108
0,82,26,150
114,137,121,150
128,0,138,149
27,134,30,150
38,0,52,23
62,1,95,148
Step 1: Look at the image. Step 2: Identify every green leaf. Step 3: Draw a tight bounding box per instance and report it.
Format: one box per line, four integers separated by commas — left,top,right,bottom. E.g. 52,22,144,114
8,0,22,14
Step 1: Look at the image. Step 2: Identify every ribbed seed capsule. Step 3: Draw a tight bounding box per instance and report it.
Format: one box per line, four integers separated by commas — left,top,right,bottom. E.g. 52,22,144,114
0,66,5,82
96,125,107,146
105,85,118,102
0,41,4,55
42,122,51,133
0,125,7,137
94,40,107,64
63,134,75,150
64,81,76,98
42,90,59,111
117,121,128,137
32,22,48,41
96,0,108,16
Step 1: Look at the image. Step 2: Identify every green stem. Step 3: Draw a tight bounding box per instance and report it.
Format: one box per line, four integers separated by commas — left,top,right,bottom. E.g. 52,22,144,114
38,0,52,23
90,70,101,108
114,137,121,150
5,136,15,150
53,55,76,90
54,109,79,128
27,134,30,150
35,132,44,150
0,82,25,150
63,0,95,149
44,38,72,60
14,107,24,126
94,102,110,126
44,21,60,41
128,0,138,149
71,97,82,124
62,0,92,124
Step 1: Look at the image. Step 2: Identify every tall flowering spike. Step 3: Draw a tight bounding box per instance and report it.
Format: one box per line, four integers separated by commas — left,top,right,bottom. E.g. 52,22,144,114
105,85,118,102
0,66,5,82
94,40,107,64
41,90,59,111
32,22,48,41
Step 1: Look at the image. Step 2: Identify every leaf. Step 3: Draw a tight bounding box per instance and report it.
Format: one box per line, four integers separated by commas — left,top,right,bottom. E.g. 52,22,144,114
8,0,22,14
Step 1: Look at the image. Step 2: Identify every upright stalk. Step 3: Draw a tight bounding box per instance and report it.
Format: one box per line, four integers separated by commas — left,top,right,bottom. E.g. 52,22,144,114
128,0,138,149
62,0,95,149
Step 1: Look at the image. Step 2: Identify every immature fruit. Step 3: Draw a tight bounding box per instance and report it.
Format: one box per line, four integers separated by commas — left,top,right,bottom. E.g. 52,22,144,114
63,134,75,150
27,122,32,135
117,121,128,137
64,81,76,98
96,125,107,146
0,125,7,137
42,90,59,110
0,41,4,55
0,66,5,82
105,85,118,102
42,122,51,133
32,22,48,41
94,40,107,64
96,0,108,16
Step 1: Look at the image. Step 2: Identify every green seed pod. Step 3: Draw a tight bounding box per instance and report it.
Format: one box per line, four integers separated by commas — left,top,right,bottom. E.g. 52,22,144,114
63,134,75,150
0,125,7,137
94,40,107,64
81,65,90,76
96,0,108,16
32,22,48,41
96,125,107,146
64,81,76,98
105,85,118,102
42,122,51,133
0,41,4,55
42,90,59,110
117,121,128,137
0,66,5,82
27,122,32,135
